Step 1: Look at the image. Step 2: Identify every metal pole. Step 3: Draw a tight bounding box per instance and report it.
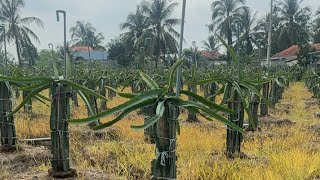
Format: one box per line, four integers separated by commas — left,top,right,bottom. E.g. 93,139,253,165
88,45,92,73
192,41,197,68
48,43,54,69
175,0,186,97
266,0,273,67
140,47,145,71
48,43,54,55
56,10,67,78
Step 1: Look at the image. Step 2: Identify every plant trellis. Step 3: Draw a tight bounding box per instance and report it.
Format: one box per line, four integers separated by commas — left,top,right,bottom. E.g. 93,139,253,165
0,81,16,149
50,83,71,172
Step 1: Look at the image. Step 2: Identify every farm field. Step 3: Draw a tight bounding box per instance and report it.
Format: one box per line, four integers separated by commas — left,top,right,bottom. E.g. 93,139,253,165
0,0,320,179
1,82,319,180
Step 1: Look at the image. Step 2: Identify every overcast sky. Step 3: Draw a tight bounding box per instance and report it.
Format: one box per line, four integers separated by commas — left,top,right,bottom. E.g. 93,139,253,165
8,0,320,56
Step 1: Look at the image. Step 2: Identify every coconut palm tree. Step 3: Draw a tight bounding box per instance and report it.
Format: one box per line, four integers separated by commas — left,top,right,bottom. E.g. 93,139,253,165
0,0,44,66
120,5,150,53
91,32,106,51
141,0,181,68
236,8,258,55
209,0,246,64
312,7,320,43
277,0,311,49
70,21,94,47
70,21,105,51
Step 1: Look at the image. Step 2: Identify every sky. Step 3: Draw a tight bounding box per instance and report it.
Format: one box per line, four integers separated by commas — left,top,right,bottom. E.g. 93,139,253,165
6,0,320,58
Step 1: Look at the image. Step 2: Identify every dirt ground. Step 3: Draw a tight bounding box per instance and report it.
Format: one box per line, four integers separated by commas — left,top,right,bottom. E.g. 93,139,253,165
1,82,320,179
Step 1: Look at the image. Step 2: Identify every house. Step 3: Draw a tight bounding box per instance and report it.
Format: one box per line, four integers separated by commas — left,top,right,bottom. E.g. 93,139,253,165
261,44,320,66
201,50,226,65
72,46,108,61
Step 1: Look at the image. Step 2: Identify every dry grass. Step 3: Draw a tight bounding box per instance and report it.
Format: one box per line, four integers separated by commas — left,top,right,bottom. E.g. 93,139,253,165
1,82,320,179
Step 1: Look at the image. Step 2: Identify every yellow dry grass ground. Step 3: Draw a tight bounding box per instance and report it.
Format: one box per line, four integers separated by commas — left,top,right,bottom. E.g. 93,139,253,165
1,82,320,180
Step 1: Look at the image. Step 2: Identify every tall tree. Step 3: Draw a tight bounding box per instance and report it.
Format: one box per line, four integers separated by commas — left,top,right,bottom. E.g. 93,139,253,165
254,5,283,56
141,0,181,68
0,0,44,66
277,0,311,49
91,32,105,51
70,21,105,50
107,37,132,66
236,8,258,55
209,0,246,64
120,5,150,54
312,7,320,43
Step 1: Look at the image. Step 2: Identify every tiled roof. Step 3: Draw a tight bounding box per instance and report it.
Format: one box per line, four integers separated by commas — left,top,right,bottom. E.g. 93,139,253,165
201,50,221,59
72,46,93,52
274,44,320,58
276,45,299,57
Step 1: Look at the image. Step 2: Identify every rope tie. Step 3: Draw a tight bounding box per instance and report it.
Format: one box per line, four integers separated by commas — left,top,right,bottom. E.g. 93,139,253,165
169,139,175,151
24,104,32,107
227,127,236,131
228,117,240,122
156,149,169,166
51,130,69,134
227,126,242,132
168,118,177,122
0,122,15,126
0,98,12,101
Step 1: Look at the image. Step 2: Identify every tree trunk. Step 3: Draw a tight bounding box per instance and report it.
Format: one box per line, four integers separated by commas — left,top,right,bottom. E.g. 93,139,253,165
49,83,76,177
99,79,107,112
260,82,269,116
87,81,100,128
270,80,277,105
186,85,199,123
151,102,178,179
15,38,22,67
72,90,79,107
15,87,20,98
108,81,117,100
209,82,217,102
248,94,260,131
226,90,244,158
144,106,156,143
0,81,16,151
23,89,32,112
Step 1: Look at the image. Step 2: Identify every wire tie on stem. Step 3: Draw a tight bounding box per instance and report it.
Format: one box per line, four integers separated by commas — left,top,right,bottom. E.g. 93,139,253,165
0,122,15,126
156,148,169,166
